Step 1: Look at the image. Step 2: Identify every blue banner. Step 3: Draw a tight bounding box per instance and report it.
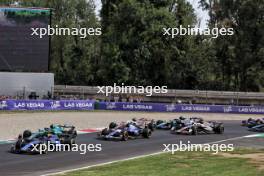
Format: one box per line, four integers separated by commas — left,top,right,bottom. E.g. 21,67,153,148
1,100,264,114
0,100,95,111
97,102,264,114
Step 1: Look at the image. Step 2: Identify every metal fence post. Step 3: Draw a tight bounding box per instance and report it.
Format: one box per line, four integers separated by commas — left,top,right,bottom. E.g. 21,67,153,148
23,86,26,99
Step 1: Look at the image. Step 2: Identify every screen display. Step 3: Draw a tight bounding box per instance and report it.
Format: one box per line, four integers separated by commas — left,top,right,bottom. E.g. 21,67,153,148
0,7,50,72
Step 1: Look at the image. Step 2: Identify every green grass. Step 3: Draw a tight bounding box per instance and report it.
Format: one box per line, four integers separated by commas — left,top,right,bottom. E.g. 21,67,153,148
60,149,263,176
229,148,264,154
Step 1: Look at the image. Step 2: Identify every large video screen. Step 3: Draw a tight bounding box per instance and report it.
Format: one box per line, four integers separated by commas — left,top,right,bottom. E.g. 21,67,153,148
0,7,50,72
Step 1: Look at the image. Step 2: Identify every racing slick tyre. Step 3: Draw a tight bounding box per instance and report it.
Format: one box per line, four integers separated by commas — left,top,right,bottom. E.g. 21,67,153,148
23,130,32,139
214,124,224,134
121,131,129,141
68,138,76,148
148,123,155,131
11,139,22,153
142,128,151,138
191,126,198,135
101,128,109,135
68,128,77,137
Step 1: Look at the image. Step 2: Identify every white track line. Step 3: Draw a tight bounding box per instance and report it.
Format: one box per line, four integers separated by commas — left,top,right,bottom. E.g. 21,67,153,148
42,151,165,176
41,134,256,176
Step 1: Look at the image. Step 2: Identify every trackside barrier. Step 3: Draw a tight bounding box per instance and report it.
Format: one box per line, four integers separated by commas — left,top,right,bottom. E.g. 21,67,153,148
0,100,95,110
96,102,264,114
1,100,264,114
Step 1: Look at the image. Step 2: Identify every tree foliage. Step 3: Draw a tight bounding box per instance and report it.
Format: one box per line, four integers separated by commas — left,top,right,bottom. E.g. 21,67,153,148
199,0,264,91
99,0,212,89
5,0,100,85
2,0,264,91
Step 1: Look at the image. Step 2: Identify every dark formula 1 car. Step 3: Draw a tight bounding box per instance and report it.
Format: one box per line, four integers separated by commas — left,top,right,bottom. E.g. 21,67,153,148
98,122,152,141
10,130,59,154
241,118,264,128
157,117,204,131
156,119,182,130
47,124,77,144
172,121,224,135
11,124,77,154
156,120,173,130
130,118,156,131
248,124,264,132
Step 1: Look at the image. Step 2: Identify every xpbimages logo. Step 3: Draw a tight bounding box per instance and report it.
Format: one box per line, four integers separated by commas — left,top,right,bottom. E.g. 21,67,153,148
163,141,234,154
30,142,102,154
163,25,234,39
31,25,101,38
97,83,168,96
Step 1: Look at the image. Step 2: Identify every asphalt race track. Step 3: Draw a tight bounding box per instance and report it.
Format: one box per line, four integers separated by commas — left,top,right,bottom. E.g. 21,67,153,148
0,120,263,176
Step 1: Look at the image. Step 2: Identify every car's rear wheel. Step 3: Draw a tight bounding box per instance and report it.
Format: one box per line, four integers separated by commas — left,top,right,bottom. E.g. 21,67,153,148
148,123,155,131
122,131,129,141
101,128,109,135
214,125,224,134
12,139,22,153
191,126,198,135
142,128,151,138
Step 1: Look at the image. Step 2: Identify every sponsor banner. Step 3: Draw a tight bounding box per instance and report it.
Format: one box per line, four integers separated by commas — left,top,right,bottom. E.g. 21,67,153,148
97,102,264,114
0,100,94,111
97,102,166,112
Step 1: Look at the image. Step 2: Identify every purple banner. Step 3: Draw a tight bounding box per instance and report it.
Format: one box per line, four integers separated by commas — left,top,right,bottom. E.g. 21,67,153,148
97,102,264,114
0,100,95,111
1,100,264,114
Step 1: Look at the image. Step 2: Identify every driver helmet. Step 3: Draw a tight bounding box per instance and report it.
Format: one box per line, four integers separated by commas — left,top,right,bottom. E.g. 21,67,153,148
199,119,204,124
179,116,185,120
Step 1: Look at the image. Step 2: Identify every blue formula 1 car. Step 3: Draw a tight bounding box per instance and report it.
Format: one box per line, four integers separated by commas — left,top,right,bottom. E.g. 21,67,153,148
248,124,264,132
241,118,264,128
11,125,77,154
98,122,152,141
10,130,60,154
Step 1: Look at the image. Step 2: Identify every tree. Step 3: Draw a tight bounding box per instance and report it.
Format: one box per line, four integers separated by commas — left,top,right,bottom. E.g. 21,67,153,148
99,0,208,89
199,0,264,91
14,0,101,85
